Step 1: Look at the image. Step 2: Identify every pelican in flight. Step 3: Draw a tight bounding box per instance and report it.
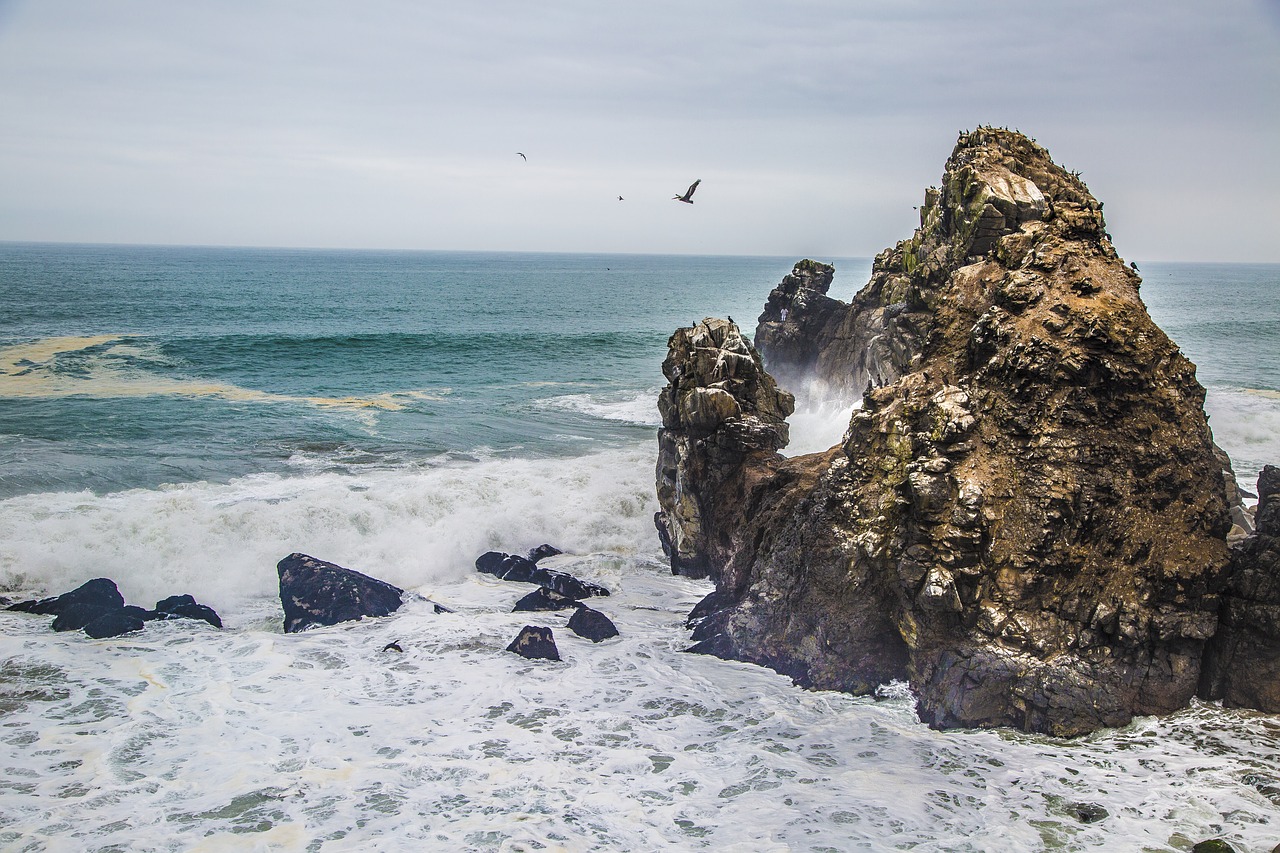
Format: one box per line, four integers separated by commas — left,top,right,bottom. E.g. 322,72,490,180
673,179,700,204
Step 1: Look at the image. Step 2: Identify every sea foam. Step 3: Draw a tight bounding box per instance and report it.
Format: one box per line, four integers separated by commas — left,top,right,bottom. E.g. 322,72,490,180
0,446,658,611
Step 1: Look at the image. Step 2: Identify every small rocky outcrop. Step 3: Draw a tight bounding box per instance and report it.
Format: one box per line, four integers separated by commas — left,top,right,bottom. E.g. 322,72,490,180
506,625,561,661
154,594,223,628
277,553,404,634
567,607,619,642
9,578,221,639
1201,466,1280,712
658,127,1239,735
475,551,610,599
9,577,124,616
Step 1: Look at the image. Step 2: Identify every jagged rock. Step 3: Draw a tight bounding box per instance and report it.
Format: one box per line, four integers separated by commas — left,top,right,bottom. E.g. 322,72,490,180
1068,802,1108,824
512,587,580,612
1201,465,1280,712
659,127,1236,735
84,609,146,639
505,625,561,661
276,553,404,634
654,317,795,579
568,607,619,642
8,577,124,616
475,551,610,599
527,544,563,563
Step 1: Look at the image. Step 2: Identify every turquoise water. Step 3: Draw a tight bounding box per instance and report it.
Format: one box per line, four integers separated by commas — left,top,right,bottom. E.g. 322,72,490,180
1,244,1278,851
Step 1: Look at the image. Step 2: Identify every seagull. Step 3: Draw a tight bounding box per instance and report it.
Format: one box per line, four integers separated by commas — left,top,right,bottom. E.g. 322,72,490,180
673,179,700,204
517,152,526,161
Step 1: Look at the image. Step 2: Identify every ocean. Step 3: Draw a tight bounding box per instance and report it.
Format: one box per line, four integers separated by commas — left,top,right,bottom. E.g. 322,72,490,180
1,244,1277,851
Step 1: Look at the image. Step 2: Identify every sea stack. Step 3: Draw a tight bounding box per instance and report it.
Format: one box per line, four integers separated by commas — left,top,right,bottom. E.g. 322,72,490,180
656,127,1239,736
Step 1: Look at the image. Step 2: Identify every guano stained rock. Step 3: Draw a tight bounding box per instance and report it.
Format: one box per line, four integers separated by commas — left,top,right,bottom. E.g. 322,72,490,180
657,127,1244,736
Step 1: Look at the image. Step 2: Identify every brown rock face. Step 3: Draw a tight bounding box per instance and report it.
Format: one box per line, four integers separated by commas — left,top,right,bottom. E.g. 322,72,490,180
657,127,1237,736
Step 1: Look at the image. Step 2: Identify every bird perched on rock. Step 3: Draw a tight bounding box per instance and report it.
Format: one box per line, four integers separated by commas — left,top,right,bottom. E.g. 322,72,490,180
673,179,700,204
382,641,403,653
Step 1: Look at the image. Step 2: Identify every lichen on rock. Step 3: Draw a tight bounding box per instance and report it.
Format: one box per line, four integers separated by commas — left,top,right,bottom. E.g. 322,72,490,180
657,127,1246,736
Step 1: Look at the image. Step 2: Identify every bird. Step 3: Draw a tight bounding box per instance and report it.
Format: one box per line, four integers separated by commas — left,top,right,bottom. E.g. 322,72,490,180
382,641,403,653
673,179,700,204
1129,261,1140,271
517,152,526,161
618,195,624,201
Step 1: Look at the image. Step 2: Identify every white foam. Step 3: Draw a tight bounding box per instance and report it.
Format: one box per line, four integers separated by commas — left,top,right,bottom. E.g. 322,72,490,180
0,446,659,611
543,389,663,427
1,566,1276,851
1206,387,1280,491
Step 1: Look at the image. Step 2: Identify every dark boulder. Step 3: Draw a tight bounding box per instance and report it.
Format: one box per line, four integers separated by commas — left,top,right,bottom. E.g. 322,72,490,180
53,601,121,632
154,594,222,628
568,607,619,642
513,588,581,612
1191,841,1238,853
506,625,561,661
475,551,610,599
84,609,146,639
8,577,124,616
527,544,563,563
276,553,404,634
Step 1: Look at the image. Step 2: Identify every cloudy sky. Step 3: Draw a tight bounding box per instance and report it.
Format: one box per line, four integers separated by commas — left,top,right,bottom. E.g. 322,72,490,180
1,0,1277,260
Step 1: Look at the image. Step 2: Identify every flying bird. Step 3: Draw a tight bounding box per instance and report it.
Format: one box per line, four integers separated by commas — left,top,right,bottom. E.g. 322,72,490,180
517,152,527,161
618,195,624,201
673,179,701,204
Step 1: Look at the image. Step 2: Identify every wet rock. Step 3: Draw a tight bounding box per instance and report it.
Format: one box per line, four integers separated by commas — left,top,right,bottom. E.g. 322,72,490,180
1191,841,1237,853
527,544,563,563
8,577,124,616
276,553,404,634
475,551,610,599
84,609,146,639
568,606,619,642
505,625,561,661
513,588,581,612
154,594,222,628
1200,465,1280,712
661,127,1235,735
1068,802,1108,824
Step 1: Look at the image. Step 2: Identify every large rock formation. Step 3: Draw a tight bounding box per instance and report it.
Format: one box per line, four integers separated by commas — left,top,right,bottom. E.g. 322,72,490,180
656,127,1240,735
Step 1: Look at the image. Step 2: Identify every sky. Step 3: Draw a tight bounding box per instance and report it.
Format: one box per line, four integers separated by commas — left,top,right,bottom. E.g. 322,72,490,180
1,0,1278,261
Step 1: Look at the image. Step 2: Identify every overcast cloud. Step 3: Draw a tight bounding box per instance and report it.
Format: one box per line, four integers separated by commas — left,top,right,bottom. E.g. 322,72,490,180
1,0,1277,260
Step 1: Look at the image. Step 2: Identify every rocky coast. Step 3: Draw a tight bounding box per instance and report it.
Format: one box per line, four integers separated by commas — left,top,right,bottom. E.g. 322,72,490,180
655,127,1279,736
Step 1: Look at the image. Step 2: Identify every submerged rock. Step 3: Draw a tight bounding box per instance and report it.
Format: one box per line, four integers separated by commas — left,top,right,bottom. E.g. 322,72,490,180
276,553,404,634
659,127,1237,735
567,607,619,643
475,551,610,599
506,625,561,661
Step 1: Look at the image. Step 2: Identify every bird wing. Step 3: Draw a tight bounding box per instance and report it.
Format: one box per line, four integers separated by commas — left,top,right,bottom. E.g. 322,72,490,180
686,179,701,198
